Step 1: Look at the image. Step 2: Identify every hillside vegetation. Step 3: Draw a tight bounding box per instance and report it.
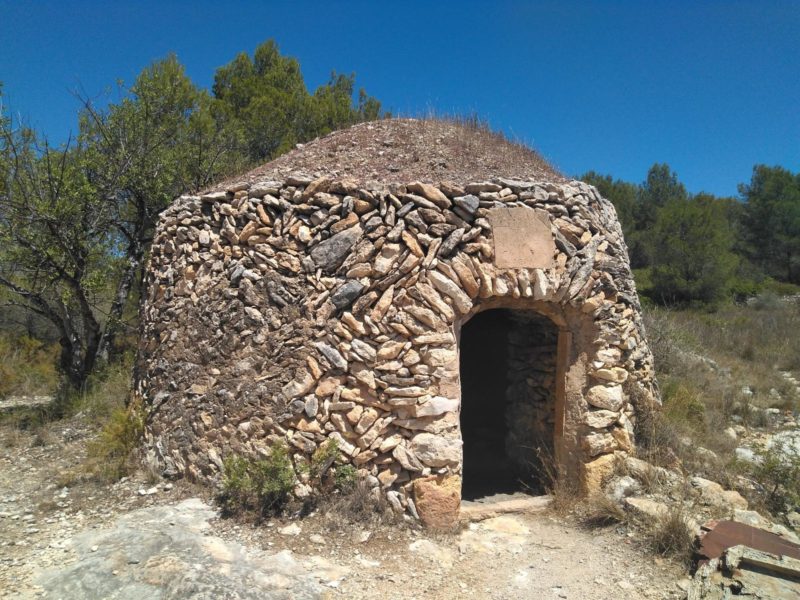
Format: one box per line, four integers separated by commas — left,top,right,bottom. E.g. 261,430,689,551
0,40,385,403
583,164,800,306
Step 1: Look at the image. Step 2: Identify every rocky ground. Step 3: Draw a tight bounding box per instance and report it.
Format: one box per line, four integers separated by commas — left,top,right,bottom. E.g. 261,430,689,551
0,413,686,600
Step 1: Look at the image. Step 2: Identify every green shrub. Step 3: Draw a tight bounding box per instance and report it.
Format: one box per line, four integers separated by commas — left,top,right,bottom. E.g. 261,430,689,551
308,438,339,481
747,440,800,516
220,445,296,517
760,278,800,297
729,276,762,302
333,464,357,492
661,379,706,429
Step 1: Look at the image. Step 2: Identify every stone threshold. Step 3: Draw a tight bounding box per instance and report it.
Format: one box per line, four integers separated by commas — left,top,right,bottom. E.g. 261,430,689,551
459,494,551,522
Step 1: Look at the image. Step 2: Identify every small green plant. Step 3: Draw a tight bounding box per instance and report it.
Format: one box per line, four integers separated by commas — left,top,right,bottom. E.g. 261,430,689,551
747,440,800,516
333,464,357,492
220,445,296,517
309,438,339,481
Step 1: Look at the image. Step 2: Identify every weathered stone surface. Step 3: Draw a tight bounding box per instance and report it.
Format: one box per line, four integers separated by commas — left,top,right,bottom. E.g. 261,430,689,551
583,432,617,457
453,194,479,215
36,499,330,599
392,444,424,471
330,280,365,311
411,433,462,467
407,182,451,209
584,409,619,429
690,476,748,510
581,453,617,494
486,207,556,269
314,342,348,371
310,224,363,272
427,271,472,314
586,385,624,411
624,496,668,519
413,475,461,529
282,370,315,399
413,396,459,417
592,367,629,384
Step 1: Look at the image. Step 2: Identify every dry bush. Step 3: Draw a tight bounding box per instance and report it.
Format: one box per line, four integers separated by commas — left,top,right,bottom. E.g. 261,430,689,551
419,110,560,179
229,117,561,192
580,494,628,528
638,299,800,493
644,299,800,410
630,382,683,470
83,397,144,482
642,506,696,567
68,357,133,419
528,446,580,516
0,334,59,399
318,479,398,531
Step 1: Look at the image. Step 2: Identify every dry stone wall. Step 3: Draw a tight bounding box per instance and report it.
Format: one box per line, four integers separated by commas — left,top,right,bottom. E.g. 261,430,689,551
505,312,558,481
135,173,659,521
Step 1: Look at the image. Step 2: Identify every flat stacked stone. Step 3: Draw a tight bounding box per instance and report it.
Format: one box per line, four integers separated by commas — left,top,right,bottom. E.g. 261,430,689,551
135,163,659,524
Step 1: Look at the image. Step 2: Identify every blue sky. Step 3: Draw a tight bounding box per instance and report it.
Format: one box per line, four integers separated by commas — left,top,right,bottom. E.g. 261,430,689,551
1,0,798,197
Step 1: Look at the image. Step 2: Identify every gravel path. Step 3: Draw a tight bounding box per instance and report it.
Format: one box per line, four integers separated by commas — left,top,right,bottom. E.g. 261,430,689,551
0,417,686,599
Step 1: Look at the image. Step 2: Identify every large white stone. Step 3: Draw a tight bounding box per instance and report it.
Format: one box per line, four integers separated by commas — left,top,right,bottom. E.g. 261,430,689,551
584,409,619,429
410,433,462,467
586,385,624,411
413,396,459,417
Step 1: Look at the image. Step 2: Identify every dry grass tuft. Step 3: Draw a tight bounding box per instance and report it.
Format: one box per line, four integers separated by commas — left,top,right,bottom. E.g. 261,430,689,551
642,506,696,567
318,480,398,531
82,399,145,482
529,446,581,516
0,334,59,399
638,299,800,493
580,494,628,528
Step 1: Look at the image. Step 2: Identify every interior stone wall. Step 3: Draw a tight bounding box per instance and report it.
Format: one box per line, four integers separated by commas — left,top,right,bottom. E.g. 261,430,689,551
134,174,660,525
505,311,558,485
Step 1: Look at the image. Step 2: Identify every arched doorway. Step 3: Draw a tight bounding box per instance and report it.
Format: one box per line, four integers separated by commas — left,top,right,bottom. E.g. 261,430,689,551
458,308,563,500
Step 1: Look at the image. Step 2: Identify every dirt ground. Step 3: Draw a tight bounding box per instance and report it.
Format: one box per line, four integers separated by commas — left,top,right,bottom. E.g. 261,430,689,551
0,415,687,599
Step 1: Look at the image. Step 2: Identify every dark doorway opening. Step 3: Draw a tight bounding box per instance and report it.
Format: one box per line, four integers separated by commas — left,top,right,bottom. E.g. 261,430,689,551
459,308,558,501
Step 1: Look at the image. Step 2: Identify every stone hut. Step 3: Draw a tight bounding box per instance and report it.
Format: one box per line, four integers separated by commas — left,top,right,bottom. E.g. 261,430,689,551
135,119,659,526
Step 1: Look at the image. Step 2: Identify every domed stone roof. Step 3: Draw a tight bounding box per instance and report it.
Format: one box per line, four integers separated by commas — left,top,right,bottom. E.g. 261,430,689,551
211,118,564,191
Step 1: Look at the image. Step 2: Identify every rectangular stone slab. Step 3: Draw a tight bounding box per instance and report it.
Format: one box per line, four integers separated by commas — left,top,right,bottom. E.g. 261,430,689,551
487,207,556,269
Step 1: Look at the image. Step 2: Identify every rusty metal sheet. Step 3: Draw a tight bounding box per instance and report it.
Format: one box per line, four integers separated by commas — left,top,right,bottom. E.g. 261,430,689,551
486,207,556,269
698,520,800,562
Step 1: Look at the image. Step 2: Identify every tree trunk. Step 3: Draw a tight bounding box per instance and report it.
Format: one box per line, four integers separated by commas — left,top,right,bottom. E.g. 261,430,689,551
95,247,142,364
53,314,102,416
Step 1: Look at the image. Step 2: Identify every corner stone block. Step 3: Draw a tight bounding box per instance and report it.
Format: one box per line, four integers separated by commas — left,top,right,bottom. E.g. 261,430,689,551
581,453,617,494
413,474,462,529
